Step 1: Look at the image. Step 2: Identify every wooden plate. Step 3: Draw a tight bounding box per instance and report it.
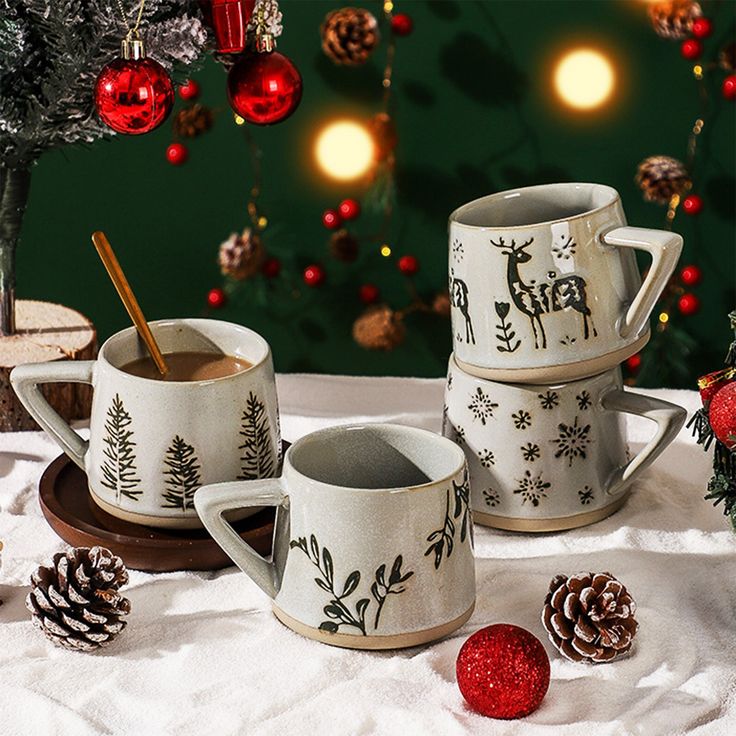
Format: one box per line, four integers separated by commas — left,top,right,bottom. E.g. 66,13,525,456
39,454,275,572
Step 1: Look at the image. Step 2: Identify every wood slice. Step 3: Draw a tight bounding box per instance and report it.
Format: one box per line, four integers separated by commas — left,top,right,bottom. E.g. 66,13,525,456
0,300,97,431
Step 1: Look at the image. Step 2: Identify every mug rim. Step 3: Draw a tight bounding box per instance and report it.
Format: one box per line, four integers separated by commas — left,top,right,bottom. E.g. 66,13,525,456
448,182,620,231
98,318,272,386
284,422,466,494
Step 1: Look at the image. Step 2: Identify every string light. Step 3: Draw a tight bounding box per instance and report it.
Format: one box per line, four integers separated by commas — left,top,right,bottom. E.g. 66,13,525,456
659,312,670,324
553,48,616,111
233,114,245,126
380,244,392,257
315,119,375,181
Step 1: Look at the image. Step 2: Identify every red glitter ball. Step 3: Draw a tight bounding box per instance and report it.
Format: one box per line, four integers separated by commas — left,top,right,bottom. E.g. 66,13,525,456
723,75,736,100
398,255,419,275
691,17,713,39
391,13,414,37
682,194,703,216
679,264,702,286
698,368,735,407
178,79,200,101
262,257,281,278
303,264,325,287
678,293,700,315
359,283,379,304
456,624,550,720
338,198,361,220
626,353,642,373
681,39,703,60
166,142,188,166
207,287,227,308
322,209,343,229
709,382,736,449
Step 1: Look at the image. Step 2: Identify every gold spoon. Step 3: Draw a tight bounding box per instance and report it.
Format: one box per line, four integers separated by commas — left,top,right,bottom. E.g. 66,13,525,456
91,230,169,377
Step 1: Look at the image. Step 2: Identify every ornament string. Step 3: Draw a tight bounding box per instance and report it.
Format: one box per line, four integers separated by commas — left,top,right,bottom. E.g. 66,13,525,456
115,0,147,42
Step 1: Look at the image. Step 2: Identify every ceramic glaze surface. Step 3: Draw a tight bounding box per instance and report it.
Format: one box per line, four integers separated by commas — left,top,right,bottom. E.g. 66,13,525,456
443,357,686,528
448,183,682,381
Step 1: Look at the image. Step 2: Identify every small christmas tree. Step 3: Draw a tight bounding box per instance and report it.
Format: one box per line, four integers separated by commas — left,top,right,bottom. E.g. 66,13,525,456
100,394,141,503
238,391,274,480
161,435,202,511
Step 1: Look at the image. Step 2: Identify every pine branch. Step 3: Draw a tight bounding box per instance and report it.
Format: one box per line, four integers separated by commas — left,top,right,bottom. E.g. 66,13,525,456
238,391,274,480
161,434,201,511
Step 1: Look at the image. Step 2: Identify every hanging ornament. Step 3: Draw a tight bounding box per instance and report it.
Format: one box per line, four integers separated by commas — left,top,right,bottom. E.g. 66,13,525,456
165,142,188,165
353,306,406,350
209,0,256,53
322,209,343,229
681,38,703,60
398,255,419,275
173,104,214,138
682,193,703,215
647,0,702,40
178,79,201,101
679,264,703,286
303,264,325,287
698,368,735,407
456,624,550,719
321,7,380,66
723,75,736,101
338,198,361,220
391,13,414,37
359,284,380,304
678,293,700,315
219,228,264,280
635,156,691,204
690,16,712,39
709,382,736,449
329,230,359,262
207,287,228,308
226,1,302,126
262,256,281,278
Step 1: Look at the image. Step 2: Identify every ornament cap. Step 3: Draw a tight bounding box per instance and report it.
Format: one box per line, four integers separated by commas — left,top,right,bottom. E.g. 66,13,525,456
256,33,275,53
121,36,145,60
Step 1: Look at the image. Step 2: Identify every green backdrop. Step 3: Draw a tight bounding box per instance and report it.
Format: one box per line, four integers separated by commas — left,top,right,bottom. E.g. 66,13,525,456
16,0,735,382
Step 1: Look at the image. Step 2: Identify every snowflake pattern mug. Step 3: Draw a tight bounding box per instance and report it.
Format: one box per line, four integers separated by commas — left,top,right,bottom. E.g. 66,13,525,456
443,357,686,531
448,183,682,382
11,319,280,528
194,424,476,650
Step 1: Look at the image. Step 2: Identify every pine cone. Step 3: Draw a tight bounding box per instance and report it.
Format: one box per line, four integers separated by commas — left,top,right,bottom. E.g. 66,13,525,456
321,7,380,66
542,572,638,663
353,306,406,350
173,104,214,138
369,112,398,162
635,155,691,204
648,1,702,40
432,291,451,318
720,42,736,72
27,547,130,652
219,228,264,280
329,229,359,262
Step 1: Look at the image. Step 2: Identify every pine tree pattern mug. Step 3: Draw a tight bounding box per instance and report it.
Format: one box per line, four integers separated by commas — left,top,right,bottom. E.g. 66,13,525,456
194,424,476,650
443,357,686,531
11,319,280,528
448,183,683,382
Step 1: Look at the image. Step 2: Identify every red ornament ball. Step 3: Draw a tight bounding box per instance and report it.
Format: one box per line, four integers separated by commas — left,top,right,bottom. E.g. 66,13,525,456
359,283,380,304
691,17,713,39
391,13,414,37
456,624,550,720
303,264,325,287
178,79,200,101
262,257,281,278
679,264,702,286
338,198,361,221
207,287,227,309
709,382,736,449
322,209,343,230
681,39,703,60
678,293,700,315
626,353,642,373
398,255,420,275
723,75,736,100
682,194,703,216
227,51,302,125
166,142,188,166
95,55,174,134
698,368,735,407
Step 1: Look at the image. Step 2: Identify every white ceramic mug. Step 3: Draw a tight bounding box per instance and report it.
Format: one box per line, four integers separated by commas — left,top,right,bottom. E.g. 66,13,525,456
443,356,686,532
194,423,476,650
448,183,682,382
11,319,280,528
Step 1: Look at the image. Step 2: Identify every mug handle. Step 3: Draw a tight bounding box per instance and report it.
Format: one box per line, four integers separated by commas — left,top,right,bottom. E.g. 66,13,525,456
10,361,96,469
194,479,287,598
601,389,686,496
600,227,683,340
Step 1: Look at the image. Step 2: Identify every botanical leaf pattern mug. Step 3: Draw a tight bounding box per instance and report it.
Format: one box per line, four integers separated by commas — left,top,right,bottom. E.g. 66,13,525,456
443,356,686,531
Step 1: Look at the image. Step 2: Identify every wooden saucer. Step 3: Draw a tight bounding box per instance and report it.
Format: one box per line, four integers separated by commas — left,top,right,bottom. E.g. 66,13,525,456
39,454,275,572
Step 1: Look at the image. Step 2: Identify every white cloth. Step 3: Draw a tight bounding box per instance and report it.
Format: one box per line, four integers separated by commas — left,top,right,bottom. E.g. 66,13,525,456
0,375,733,736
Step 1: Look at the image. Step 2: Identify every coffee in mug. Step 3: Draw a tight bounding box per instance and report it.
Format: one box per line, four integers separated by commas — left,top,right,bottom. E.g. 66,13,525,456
121,352,252,381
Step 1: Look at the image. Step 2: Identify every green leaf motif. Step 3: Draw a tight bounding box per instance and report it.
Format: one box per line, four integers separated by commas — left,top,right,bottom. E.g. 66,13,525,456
99,394,141,503
237,392,275,480
161,435,202,511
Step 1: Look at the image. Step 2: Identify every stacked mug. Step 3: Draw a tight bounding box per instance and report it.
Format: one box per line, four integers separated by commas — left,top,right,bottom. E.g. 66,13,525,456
444,183,687,532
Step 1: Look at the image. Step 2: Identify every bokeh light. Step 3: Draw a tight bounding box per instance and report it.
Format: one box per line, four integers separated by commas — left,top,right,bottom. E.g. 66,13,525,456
315,119,375,181
553,48,616,111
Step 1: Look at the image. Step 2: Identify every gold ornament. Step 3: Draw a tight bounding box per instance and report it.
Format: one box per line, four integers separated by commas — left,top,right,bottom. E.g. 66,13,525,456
353,306,405,350
648,0,702,40
321,7,380,66
218,228,264,280
173,104,214,138
329,229,359,262
635,155,691,204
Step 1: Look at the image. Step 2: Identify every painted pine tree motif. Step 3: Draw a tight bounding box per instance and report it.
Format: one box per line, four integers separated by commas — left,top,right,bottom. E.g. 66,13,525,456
100,394,141,503
238,391,275,480
161,435,202,511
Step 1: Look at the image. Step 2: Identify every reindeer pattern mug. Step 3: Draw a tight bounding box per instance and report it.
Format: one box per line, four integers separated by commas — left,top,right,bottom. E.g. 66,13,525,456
448,183,682,383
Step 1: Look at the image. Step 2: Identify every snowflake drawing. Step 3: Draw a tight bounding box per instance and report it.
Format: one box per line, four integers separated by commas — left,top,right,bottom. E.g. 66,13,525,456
452,238,464,262
578,486,594,505
513,470,551,507
576,391,592,411
478,449,495,468
552,235,577,260
483,488,501,508
560,335,577,346
521,443,540,462
551,416,592,466
454,425,466,446
512,410,532,430
538,390,560,410
468,387,499,425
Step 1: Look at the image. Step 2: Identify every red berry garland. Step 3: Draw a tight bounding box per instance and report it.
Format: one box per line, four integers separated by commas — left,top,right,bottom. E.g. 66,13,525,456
322,209,342,229
678,293,700,315
709,382,736,449
681,38,703,60
178,79,200,101
682,194,703,215
207,287,227,308
166,142,188,165
398,255,419,275
626,353,642,374
338,198,361,220
456,624,550,719
679,264,702,286
359,284,379,304
391,13,414,37
723,75,736,100
303,264,325,287
691,17,712,39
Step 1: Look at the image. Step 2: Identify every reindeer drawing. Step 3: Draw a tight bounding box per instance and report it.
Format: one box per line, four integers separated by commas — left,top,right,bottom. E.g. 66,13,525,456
450,270,475,344
490,236,597,349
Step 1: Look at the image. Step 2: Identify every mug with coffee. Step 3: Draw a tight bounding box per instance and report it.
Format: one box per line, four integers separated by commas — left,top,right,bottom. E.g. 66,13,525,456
448,183,682,382
11,319,280,528
194,424,476,650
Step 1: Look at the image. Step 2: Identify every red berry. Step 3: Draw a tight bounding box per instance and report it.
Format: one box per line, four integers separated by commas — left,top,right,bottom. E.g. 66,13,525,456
691,17,712,39
391,13,414,37
303,264,325,287
359,284,380,304
338,198,361,220
262,257,281,278
166,142,188,165
679,264,702,286
626,353,642,373
678,293,700,315
681,39,702,60
322,209,342,230
178,79,200,101
723,75,736,100
682,194,703,215
398,255,419,275
207,287,227,309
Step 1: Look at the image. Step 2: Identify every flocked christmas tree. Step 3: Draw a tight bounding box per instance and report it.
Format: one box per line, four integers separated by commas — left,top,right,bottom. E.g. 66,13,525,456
238,391,274,480
161,434,202,511
100,394,141,503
